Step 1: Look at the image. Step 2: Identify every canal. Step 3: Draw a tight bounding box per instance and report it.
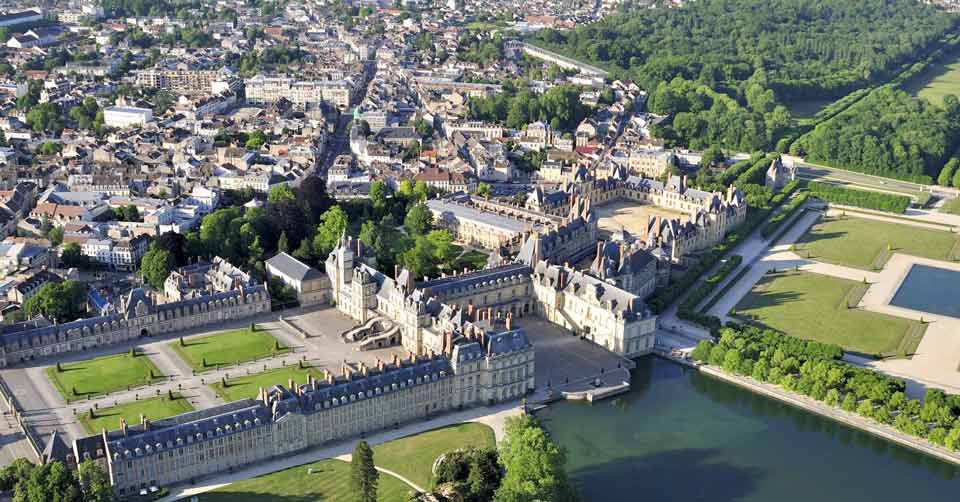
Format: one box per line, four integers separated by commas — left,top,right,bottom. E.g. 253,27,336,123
537,357,960,501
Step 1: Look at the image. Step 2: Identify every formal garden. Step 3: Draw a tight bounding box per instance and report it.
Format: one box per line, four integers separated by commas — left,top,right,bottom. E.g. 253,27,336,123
78,393,193,434
795,215,959,270
169,325,289,372
733,270,925,359
46,349,165,402
209,364,323,402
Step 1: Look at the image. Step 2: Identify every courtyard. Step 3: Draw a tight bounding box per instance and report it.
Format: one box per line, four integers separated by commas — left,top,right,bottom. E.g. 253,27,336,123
734,270,925,358
45,351,165,403
594,199,688,237
795,215,959,270
78,394,193,434
170,325,289,372
210,365,324,402
513,318,629,390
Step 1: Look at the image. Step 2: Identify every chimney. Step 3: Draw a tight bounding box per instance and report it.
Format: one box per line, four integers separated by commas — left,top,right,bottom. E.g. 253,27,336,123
619,242,625,267
360,361,368,377
307,373,314,389
377,358,385,372
120,417,128,437
288,378,295,390
445,330,453,356
326,370,335,385
428,349,436,360
408,351,416,364
596,241,603,260
144,418,151,431
487,307,492,321
341,363,350,380
139,414,146,427
506,312,513,331
467,302,474,317
393,353,401,367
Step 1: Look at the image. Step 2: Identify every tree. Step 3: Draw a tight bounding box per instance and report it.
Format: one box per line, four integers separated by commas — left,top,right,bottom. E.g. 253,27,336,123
938,158,958,187
60,243,88,269
268,184,296,205
404,203,433,236
13,460,82,502
496,415,577,502
78,460,114,502
475,182,493,199
154,231,188,266
369,180,389,210
296,176,334,221
22,281,86,322
244,129,267,150
140,245,176,290
313,205,348,258
0,458,34,491
278,231,289,253
47,226,64,247
350,441,379,502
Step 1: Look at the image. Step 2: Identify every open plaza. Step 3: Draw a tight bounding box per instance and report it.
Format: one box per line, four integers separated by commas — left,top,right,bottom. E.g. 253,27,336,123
594,199,690,236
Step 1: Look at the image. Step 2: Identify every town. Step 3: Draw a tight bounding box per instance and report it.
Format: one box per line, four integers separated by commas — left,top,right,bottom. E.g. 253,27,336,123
1,0,960,501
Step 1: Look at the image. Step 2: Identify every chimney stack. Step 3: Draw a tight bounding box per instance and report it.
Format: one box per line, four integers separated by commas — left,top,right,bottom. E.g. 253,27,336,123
288,378,295,391
506,312,513,331
445,330,453,356
377,358,385,372
360,361,368,377
393,353,401,367
467,302,474,317
408,351,416,364
120,417,128,437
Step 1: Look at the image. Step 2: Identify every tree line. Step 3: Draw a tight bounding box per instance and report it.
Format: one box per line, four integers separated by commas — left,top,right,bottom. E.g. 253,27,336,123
792,88,960,183
468,83,590,133
0,458,114,502
804,181,911,214
693,326,960,451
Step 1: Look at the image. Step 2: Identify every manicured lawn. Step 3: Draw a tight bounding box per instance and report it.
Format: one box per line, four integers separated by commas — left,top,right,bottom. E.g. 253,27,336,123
735,270,924,358
170,326,288,372
902,49,960,108
453,249,489,271
210,365,323,402
199,458,411,502
46,352,164,403
373,422,496,489
796,215,958,270
940,198,960,216
78,394,193,434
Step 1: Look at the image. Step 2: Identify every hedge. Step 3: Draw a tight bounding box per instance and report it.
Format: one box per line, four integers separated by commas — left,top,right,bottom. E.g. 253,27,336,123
761,192,810,239
804,181,910,213
677,255,743,334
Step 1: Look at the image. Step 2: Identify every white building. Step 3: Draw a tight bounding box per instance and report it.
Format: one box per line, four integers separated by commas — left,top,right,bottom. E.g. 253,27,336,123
103,106,154,128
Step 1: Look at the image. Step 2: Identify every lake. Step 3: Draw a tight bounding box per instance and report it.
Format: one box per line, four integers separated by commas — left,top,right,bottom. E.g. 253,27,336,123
537,357,960,502
889,264,960,319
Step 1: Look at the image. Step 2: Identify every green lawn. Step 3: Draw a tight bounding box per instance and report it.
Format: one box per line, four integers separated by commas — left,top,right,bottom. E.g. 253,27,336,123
78,394,193,434
46,352,164,403
940,198,960,216
198,458,411,502
373,423,496,489
453,249,489,271
170,327,288,372
796,215,958,270
902,49,960,108
210,365,323,402
735,270,924,358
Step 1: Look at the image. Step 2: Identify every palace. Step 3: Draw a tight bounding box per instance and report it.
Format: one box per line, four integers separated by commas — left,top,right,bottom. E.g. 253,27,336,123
74,330,534,496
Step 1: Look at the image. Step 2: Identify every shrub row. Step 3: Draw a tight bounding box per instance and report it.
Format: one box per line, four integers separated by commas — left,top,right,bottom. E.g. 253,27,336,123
692,326,960,451
676,255,743,334
804,181,910,213
761,192,810,239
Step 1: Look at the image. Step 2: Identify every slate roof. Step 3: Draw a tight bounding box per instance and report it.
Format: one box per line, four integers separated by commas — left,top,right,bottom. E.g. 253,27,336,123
266,252,324,281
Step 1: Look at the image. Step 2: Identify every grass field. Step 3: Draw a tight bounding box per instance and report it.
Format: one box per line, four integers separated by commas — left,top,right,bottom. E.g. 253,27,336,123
735,270,924,358
796,215,958,270
199,458,411,502
46,352,164,403
210,365,323,402
78,394,193,434
902,49,960,107
940,198,960,216
170,327,288,372
373,423,496,489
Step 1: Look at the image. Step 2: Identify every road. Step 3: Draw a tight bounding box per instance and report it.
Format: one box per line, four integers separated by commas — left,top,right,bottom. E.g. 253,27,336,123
796,161,959,199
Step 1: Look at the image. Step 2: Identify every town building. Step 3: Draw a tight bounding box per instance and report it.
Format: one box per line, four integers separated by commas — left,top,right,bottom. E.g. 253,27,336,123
265,252,331,307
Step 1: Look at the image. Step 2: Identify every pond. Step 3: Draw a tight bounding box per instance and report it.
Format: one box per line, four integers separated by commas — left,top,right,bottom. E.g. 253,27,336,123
537,357,960,502
889,264,960,319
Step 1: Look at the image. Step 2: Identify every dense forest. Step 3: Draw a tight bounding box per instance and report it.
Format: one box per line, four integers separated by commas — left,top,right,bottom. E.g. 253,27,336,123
793,89,960,183
532,0,956,154
533,0,955,102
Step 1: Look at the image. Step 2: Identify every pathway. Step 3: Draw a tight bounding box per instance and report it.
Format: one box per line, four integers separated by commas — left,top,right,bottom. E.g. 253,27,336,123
160,403,521,502
333,454,426,493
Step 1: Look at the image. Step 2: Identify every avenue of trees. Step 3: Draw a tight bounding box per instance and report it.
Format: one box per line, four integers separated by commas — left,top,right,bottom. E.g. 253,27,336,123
793,89,960,183
693,326,960,451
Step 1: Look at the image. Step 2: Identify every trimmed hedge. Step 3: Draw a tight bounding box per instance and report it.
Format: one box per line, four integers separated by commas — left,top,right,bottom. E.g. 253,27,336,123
761,192,809,239
805,181,910,213
677,255,743,334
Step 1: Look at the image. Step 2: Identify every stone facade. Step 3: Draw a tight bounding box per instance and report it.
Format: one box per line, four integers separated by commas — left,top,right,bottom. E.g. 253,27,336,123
0,286,270,367
74,331,533,496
